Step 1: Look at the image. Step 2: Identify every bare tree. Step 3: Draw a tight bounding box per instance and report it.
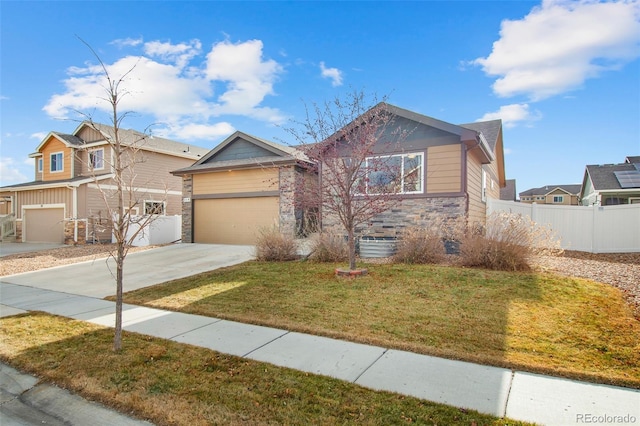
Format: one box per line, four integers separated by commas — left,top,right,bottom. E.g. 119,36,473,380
78,38,167,351
286,91,409,271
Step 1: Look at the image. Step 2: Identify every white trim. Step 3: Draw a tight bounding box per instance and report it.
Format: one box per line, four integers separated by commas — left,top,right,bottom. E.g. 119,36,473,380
87,183,181,196
144,200,166,215
50,151,64,173
37,158,43,173
362,152,424,195
89,147,105,170
3,174,114,191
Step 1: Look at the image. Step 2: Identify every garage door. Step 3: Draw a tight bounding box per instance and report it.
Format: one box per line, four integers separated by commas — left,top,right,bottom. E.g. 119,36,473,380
24,208,65,243
194,197,279,244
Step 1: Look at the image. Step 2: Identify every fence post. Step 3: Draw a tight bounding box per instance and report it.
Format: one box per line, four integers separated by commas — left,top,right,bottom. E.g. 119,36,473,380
531,202,538,222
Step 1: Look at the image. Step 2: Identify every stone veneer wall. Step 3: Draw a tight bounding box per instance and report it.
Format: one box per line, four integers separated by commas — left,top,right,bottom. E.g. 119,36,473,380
64,220,87,245
321,196,467,238
181,175,193,243
278,166,302,237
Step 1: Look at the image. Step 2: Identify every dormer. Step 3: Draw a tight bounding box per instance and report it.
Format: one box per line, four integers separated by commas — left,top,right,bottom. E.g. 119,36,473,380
29,132,84,182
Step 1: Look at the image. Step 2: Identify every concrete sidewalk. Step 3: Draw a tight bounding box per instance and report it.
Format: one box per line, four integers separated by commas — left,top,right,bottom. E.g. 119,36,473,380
1,282,638,425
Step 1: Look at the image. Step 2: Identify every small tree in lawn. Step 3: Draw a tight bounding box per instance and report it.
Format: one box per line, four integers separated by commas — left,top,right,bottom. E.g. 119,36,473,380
286,91,408,271
78,39,167,351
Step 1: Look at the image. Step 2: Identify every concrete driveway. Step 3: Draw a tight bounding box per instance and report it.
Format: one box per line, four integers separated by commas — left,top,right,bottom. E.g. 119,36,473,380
0,243,255,298
0,242,67,257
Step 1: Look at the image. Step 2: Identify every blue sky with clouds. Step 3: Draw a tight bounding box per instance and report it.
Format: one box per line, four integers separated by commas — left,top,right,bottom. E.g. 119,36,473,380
1,0,639,196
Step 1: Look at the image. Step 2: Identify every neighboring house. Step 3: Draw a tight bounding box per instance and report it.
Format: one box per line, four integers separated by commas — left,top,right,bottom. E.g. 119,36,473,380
579,156,640,206
519,184,581,205
173,103,506,245
0,122,208,244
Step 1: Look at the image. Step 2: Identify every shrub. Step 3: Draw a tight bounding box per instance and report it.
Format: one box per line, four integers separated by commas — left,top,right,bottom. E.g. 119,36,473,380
307,232,348,262
458,212,563,271
254,227,299,261
392,226,446,264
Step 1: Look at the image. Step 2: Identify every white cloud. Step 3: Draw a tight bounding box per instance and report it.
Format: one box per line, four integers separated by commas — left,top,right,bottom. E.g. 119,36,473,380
144,39,201,68
158,122,236,141
31,132,47,141
0,157,28,186
110,37,144,48
474,0,640,100
320,62,344,87
43,38,286,142
206,39,284,119
477,103,542,128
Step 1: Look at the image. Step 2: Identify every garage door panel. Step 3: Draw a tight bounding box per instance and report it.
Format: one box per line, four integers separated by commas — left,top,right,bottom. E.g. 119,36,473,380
194,197,279,245
24,208,65,243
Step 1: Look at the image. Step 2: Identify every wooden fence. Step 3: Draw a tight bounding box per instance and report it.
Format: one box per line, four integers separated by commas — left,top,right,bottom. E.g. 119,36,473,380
487,199,640,253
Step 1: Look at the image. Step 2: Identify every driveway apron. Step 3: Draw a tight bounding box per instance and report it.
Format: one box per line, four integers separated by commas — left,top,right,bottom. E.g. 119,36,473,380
0,243,254,298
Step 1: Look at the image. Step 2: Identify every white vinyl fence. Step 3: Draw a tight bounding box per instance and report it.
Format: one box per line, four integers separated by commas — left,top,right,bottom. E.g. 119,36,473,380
113,215,182,247
487,199,640,253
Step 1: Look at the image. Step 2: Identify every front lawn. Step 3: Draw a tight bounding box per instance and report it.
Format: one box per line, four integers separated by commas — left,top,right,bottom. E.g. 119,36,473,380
120,261,640,388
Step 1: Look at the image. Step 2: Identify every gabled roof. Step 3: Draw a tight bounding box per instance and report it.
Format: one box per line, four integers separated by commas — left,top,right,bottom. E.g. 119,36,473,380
33,131,85,153
172,131,308,175
585,163,640,190
33,122,208,160
74,122,209,160
625,156,640,164
519,184,582,197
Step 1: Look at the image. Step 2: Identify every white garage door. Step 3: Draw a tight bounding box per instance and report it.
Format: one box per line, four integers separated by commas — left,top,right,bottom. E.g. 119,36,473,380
194,197,279,245
24,208,65,243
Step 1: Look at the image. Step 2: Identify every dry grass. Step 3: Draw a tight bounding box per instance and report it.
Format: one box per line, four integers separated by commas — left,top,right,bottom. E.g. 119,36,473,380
119,261,640,389
307,232,349,262
393,226,447,264
254,227,299,261
0,313,526,426
458,212,563,271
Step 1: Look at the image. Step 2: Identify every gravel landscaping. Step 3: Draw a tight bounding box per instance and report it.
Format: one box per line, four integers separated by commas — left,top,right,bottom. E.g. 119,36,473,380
1,243,639,317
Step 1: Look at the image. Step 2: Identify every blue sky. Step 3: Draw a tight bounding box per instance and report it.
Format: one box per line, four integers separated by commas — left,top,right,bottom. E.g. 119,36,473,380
1,0,639,196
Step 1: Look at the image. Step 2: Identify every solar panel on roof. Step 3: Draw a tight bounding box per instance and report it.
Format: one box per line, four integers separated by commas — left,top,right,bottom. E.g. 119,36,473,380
614,170,640,188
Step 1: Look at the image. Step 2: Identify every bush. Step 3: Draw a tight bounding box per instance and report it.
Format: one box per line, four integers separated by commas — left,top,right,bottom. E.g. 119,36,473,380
393,227,446,264
307,232,348,262
458,212,563,271
254,227,299,261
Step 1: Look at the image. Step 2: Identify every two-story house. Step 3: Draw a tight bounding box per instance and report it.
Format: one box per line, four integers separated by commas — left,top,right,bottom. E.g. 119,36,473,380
0,122,208,244
519,184,581,205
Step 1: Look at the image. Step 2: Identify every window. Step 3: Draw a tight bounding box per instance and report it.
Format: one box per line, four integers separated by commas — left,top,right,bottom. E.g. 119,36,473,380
89,148,104,170
37,158,43,173
481,169,487,202
360,153,423,195
553,195,564,203
144,201,165,215
50,152,63,172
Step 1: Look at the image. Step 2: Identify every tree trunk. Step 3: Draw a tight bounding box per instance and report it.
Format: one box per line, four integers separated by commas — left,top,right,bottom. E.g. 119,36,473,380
348,228,357,270
113,236,124,351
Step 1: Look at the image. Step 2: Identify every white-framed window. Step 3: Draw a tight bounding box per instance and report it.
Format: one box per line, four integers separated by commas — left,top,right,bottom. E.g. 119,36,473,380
360,152,423,195
50,152,63,172
37,158,43,173
144,200,165,215
481,169,487,202
553,195,564,203
89,148,104,170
